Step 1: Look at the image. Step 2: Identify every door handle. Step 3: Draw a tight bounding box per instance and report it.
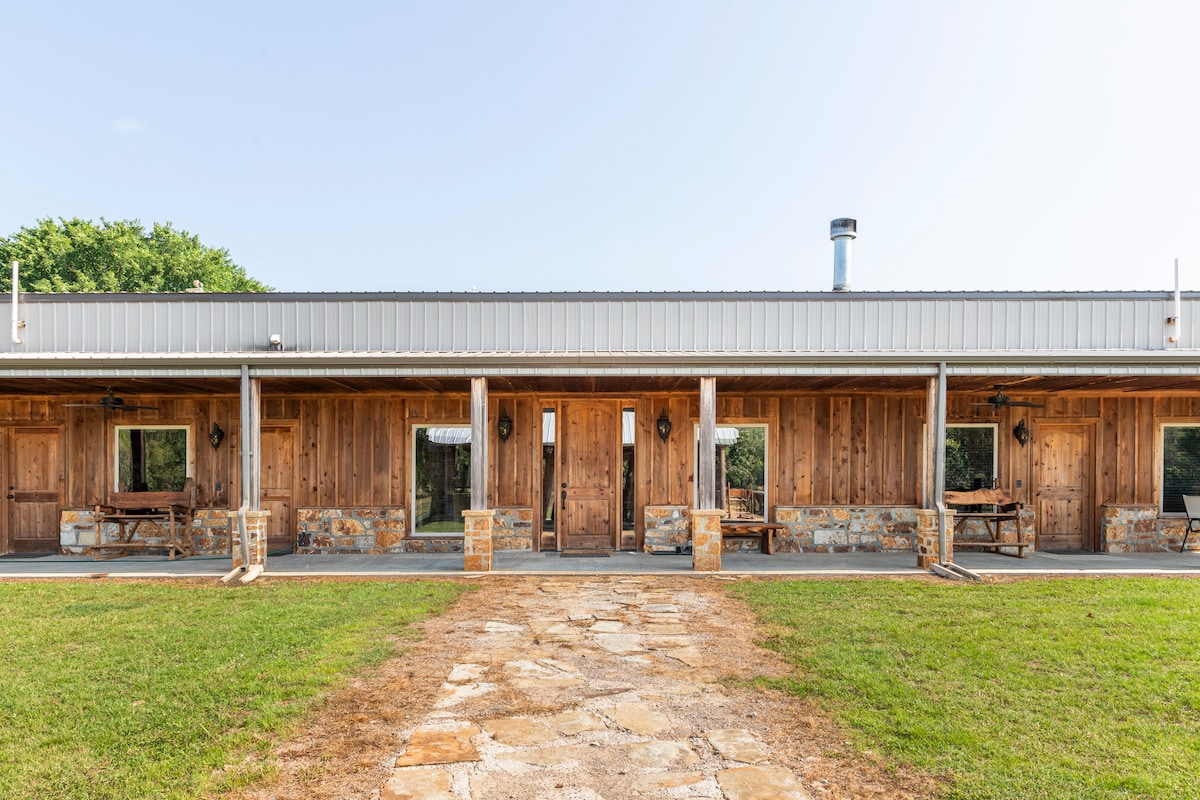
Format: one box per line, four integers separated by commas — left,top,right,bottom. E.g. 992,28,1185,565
561,489,567,510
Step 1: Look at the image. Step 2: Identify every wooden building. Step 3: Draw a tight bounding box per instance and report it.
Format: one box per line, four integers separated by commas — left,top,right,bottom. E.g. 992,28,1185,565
2,290,1199,563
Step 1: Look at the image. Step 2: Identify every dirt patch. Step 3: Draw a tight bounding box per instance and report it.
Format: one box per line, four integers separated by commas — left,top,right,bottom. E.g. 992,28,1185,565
222,576,939,799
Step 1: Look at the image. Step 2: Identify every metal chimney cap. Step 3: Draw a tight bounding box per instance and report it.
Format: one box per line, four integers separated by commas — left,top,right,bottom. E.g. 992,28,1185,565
830,218,857,239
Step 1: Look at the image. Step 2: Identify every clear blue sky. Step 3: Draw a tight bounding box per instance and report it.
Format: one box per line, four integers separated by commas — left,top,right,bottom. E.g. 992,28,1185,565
2,1,1197,293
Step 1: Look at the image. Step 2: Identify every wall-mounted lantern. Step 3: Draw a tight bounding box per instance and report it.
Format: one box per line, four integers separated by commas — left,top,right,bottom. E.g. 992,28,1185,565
497,412,513,441
209,422,226,449
1013,418,1030,448
656,410,672,442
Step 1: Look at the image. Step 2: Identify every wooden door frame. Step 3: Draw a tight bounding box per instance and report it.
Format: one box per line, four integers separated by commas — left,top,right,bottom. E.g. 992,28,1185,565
1,424,66,555
1031,419,1099,551
556,399,625,551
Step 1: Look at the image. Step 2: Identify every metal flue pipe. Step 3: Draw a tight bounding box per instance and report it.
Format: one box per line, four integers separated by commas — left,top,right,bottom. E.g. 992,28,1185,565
830,218,857,292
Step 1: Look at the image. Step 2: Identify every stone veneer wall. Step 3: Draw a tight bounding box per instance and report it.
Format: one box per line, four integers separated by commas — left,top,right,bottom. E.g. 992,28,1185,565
296,507,409,554
643,506,691,552
1101,505,1198,552
491,507,534,552
772,507,920,553
60,508,232,555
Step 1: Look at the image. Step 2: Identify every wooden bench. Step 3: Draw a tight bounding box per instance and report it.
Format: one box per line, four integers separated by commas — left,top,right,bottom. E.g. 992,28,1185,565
944,488,1030,558
93,479,197,560
719,521,787,554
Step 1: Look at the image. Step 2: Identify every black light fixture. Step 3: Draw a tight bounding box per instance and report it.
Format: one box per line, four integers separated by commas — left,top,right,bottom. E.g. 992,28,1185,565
1013,418,1030,448
656,409,672,442
209,422,225,449
497,412,513,441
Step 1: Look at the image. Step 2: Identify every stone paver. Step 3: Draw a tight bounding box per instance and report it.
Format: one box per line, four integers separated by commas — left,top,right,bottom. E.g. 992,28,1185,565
394,721,480,766
481,716,557,746
379,577,813,799
601,702,673,736
705,728,772,764
381,766,455,800
717,765,812,799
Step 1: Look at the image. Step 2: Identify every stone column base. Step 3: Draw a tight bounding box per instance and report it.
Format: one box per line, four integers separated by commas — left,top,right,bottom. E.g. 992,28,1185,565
462,510,495,572
691,509,723,572
915,509,954,569
232,509,270,569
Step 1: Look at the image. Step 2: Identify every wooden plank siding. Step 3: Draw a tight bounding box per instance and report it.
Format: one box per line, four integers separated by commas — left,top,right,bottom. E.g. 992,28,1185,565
5,388,1200,554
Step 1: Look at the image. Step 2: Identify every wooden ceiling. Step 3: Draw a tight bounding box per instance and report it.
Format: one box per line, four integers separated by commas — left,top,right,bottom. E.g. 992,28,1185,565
0,373,1195,398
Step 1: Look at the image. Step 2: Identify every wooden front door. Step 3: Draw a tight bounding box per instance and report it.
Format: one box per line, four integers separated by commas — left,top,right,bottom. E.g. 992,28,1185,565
1,427,64,554
559,401,620,550
1035,424,1095,551
260,425,296,553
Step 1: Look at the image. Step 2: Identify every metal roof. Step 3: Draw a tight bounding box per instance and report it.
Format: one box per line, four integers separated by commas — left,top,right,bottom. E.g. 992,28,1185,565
4,290,1199,378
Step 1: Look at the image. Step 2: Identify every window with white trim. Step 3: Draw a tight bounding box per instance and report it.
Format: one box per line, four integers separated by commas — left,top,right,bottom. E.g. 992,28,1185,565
945,424,997,491
413,426,472,533
1161,424,1200,513
695,424,768,521
114,425,190,492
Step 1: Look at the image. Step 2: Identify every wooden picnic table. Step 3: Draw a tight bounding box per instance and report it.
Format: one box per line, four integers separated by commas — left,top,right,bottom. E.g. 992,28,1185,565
945,488,1030,558
719,521,787,554
92,481,196,560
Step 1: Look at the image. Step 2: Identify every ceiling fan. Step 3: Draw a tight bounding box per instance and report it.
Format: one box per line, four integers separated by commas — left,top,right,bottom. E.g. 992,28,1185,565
63,387,159,412
971,385,1046,412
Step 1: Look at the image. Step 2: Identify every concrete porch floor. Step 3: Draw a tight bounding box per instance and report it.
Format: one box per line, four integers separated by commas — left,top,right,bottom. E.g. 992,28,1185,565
1,549,1199,578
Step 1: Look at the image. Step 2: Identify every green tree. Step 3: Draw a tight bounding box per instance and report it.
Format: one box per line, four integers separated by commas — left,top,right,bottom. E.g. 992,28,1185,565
0,217,270,293
725,426,765,490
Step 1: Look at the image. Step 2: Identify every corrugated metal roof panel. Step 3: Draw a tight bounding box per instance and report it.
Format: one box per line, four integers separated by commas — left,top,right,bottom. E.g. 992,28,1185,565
6,291,1196,361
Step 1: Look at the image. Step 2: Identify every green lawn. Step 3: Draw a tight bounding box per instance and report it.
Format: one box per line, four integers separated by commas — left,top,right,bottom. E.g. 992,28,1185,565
732,578,1200,800
0,579,470,800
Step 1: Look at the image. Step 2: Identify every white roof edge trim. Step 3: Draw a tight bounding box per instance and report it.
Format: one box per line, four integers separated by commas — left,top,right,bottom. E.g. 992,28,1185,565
4,348,1200,365
2,364,1200,379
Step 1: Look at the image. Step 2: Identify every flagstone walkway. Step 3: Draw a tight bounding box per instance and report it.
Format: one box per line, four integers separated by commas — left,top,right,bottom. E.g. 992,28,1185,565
232,576,929,800
379,577,811,800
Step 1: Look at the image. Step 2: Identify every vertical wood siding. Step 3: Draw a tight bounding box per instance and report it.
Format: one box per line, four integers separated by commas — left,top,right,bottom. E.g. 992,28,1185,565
4,389,1200,532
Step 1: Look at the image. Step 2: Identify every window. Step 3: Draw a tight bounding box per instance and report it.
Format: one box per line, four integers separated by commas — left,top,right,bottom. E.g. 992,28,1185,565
696,425,767,521
114,426,190,492
413,426,471,533
622,408,635,531
541,409,556,532
945,424,997,491
1161,425,1200,513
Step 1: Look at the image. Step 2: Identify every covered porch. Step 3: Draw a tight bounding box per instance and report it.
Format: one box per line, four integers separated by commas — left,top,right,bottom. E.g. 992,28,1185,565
5,369,1200,576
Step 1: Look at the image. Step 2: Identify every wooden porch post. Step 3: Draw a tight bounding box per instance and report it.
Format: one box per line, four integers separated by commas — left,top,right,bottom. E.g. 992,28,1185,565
934,363,949,563
470,377,488,510
925,376,937,509
239,365,261,512
698,377,717,510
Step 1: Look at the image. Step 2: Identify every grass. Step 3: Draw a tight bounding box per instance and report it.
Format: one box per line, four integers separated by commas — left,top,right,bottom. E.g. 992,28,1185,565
731,578,1200,800
0,579,470,800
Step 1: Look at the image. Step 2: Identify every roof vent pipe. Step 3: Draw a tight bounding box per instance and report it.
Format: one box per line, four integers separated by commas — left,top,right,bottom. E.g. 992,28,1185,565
830,218,857,292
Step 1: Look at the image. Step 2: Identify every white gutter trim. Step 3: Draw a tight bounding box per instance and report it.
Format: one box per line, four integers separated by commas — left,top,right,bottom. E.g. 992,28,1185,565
3,348,1200,367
